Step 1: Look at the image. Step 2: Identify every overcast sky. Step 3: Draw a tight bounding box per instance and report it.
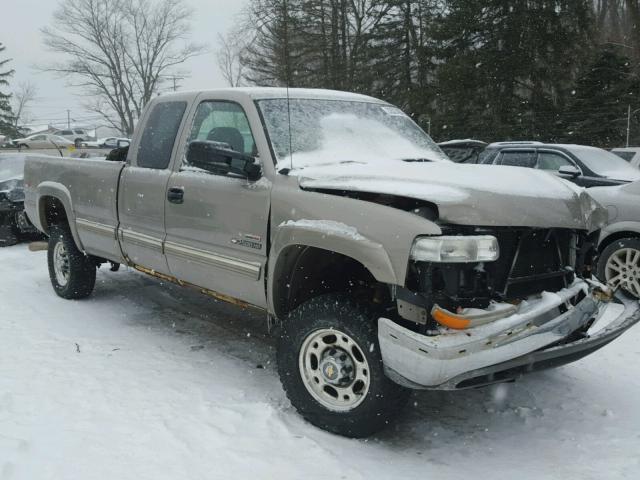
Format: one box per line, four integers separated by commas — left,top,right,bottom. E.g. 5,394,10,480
2,0,248,132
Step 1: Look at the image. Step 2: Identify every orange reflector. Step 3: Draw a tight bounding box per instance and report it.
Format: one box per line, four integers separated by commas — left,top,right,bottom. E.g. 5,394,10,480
432,307,471,330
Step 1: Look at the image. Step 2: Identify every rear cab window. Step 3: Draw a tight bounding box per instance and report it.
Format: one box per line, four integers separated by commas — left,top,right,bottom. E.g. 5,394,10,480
136,101,187,169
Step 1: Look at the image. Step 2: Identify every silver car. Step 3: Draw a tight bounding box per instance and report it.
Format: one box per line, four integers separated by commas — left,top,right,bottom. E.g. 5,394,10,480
590,181,640,298
13,134,74,149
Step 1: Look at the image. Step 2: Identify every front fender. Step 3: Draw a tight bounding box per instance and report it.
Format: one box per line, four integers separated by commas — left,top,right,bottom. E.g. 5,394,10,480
36,181,84,251
268,180,442,311
599,221,640,247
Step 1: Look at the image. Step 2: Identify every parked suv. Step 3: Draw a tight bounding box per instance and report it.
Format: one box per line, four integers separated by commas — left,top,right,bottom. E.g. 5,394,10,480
54,129,91,147
475,142,640,187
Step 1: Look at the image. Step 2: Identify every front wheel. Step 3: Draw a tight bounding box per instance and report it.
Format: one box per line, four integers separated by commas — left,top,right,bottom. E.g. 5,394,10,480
47,224,96,299
277,295,410,437
598,237,640,298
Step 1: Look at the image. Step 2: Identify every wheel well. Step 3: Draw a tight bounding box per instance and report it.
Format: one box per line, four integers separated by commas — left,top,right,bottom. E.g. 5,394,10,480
39,196,69,234
599,231,640,252
272,245,389,320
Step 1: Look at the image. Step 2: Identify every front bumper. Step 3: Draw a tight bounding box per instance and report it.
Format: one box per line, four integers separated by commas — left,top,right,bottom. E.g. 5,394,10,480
378,280,640,390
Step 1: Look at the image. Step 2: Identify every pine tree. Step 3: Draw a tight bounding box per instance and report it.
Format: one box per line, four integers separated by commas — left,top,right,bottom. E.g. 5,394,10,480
431,1,594,142
0,42,15,137
564,46,639,147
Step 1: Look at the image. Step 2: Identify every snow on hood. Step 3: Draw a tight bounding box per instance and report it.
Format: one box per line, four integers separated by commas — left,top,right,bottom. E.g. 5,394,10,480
295,161,607,230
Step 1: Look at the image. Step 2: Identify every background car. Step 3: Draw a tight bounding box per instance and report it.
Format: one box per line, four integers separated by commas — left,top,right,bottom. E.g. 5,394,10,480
13,134,74,149
81,137,131,149
611,147,640,169
475,142,640,187
589,181,640,298
438,139,487,163
53,128,91,147
0,155,39,246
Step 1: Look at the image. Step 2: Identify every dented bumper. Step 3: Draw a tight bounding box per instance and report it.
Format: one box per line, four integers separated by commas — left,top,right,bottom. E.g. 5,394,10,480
378,281,640,390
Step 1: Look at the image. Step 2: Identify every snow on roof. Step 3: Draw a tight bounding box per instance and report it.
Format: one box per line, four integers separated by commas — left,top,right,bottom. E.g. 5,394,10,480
159,87,388,104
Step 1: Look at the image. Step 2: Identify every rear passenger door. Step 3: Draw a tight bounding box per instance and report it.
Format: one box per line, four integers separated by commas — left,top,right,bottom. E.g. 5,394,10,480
117,100,188,274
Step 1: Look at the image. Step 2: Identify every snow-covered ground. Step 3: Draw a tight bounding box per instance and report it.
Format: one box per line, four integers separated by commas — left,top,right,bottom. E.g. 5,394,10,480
1,244,639,480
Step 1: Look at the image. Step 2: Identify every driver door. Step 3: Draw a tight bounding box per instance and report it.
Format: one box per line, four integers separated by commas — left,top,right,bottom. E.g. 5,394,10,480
164,99,270,308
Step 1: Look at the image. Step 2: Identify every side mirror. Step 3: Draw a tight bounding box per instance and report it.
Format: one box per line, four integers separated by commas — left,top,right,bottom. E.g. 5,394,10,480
117,139,131,148
558,165,580,178
106,145,129,162
186,140,261,181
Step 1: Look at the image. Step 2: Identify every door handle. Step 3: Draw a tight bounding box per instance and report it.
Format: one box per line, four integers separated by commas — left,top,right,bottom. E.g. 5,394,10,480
167,187,184,204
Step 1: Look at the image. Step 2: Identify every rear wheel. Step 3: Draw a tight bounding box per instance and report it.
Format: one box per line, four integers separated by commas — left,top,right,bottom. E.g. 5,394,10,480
277,295,409,437
598,237,640,298
74,138,82,148
47,224,96,299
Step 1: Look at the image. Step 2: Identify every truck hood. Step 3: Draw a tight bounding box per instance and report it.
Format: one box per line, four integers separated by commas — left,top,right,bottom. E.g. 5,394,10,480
295,162,607,231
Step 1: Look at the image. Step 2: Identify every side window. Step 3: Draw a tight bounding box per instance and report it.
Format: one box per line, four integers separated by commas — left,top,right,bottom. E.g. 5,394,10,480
537,152,573,171
498,151,536,168
137,101,187,169
186,101,256,158
61,130,73,135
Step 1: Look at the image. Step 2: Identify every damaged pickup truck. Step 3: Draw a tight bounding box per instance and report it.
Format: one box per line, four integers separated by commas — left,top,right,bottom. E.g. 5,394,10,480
23,88,640,437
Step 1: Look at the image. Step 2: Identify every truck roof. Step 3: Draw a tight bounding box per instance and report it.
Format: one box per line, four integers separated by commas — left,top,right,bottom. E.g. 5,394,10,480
158,87,388,104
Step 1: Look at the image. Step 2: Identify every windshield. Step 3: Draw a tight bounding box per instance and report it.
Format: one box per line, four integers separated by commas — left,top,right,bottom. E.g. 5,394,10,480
568,146,640,181
257,99,448,168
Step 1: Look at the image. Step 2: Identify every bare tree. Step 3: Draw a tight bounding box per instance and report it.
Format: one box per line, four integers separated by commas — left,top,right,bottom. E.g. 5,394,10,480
11,82,37,132
41,0,206,135
216,30,249,87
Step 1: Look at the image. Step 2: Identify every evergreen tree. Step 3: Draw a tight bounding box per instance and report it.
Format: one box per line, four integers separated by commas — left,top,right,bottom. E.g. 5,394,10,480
563,46,639,147
430,0,594,142
0,42,15,137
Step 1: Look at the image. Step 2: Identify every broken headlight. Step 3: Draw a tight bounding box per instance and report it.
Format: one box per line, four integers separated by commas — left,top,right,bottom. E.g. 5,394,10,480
411,235,499,263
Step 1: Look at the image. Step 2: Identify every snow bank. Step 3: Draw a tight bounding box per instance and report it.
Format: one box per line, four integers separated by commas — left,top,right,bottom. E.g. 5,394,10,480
1,246,639,479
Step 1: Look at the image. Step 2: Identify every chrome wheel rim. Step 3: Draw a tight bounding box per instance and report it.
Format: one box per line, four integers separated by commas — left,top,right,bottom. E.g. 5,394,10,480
605,247,640,298
53,241,70,287
298,328,370,412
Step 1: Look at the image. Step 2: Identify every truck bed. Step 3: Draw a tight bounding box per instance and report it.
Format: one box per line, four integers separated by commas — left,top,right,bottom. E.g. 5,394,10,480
24,154,125,261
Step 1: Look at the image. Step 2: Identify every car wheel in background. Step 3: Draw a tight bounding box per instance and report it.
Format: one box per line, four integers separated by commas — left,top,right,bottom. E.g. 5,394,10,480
598,237,640,299
277,294,410,438
47,224,96,299
74,139,83,148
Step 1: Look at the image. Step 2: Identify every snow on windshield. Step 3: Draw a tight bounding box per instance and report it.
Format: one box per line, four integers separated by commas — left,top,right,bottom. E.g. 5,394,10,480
568,146,640,181
257,99,449,169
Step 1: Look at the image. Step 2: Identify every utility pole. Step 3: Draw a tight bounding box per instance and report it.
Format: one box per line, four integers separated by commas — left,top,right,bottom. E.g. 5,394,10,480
67,109,71,129
627,104,632,148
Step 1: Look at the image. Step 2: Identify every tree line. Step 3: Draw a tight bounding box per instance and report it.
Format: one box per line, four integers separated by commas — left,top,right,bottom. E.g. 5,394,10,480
227,0,640,147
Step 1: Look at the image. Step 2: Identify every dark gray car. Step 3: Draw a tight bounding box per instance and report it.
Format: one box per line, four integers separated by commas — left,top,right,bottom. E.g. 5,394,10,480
0,155,38,246
474,142,640,187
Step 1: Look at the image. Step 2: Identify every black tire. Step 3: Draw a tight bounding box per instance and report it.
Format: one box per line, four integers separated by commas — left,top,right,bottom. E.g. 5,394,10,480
47,224,96,299
18,144,28,149
0,219,20,247
74,139,82,148
277,294,410,438
597,237,640,298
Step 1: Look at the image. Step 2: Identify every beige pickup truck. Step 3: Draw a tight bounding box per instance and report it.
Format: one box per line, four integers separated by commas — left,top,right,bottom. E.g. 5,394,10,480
24,88,640,437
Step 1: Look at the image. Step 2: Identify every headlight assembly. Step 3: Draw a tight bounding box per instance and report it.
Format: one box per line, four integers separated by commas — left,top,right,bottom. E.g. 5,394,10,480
410,235,499,263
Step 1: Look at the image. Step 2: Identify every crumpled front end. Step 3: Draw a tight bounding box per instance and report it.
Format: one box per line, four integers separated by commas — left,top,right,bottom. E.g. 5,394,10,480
379,282,640,389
